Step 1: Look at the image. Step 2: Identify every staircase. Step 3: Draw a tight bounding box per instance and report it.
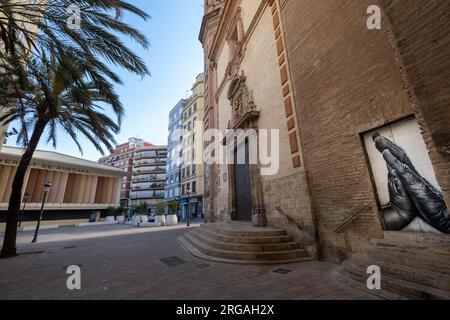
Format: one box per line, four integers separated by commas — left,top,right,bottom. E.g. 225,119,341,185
179,222,313,265
334,231,450,300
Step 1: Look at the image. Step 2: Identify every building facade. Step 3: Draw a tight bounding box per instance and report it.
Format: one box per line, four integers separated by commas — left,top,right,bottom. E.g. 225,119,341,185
0,146,124,229
277,0,450,262
200,0,450,265
164,99,187,207
98,138,153,208
180,74,206,220
131,145,167,214
199,0,225,222
199,0,317,255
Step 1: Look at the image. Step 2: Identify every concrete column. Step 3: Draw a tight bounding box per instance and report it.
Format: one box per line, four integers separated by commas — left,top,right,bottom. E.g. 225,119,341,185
2,166,17,203
76,175,87,203
56,173,69,203
21,168,31,197
82,176,93,204
112,178,120,204
94,177,104,204
89,176,98,204
63,174,75,203
47,172,61,203
24,169,38,198
105,178,113,204
31,169,46,203
0,166,12,202
44,170,55,201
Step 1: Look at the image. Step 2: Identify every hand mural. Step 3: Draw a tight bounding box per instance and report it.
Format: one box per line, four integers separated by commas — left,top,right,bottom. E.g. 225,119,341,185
372,133,450,234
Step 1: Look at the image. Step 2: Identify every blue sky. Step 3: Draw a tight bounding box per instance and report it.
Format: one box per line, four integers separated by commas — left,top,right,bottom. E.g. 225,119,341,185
5,0,205,161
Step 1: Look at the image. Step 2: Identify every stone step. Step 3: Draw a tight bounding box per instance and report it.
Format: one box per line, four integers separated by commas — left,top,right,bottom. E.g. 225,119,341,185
342,261,450,300
383,231,450,246
371,239,450,258
198,227,294,244
203,226,288,238
349,254,450,292
363,246,450,275
183,232,308,261
178,235,313,265
332,266,405,300
191,228,300,252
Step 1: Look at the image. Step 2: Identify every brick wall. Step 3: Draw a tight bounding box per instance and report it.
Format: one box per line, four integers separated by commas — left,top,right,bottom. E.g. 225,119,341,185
280,0,421,262
378,0,450,208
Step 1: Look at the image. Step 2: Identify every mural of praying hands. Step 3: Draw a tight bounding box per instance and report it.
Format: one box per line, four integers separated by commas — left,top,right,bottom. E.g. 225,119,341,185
373,133,450,234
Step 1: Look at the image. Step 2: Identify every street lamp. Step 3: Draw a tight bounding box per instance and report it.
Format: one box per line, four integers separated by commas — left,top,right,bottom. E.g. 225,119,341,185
186,184,191,227
32,182,51,243
18,192,30,228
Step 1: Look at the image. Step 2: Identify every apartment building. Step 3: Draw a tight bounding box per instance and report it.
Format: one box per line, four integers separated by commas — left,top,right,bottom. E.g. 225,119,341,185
131,145,168,214
180,73,205,220
98,138,153,208
164,99,187,209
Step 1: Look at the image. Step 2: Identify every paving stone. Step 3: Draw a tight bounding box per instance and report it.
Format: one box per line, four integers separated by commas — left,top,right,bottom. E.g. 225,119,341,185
0,224,378,300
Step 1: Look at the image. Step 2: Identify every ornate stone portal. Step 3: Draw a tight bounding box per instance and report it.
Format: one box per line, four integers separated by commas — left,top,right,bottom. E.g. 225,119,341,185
225,73,267,227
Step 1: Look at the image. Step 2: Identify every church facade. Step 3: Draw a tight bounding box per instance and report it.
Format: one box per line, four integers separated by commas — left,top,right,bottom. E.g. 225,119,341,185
200,0,450,263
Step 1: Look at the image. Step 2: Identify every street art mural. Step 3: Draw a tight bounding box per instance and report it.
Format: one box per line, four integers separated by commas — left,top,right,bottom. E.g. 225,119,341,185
363,117,450,234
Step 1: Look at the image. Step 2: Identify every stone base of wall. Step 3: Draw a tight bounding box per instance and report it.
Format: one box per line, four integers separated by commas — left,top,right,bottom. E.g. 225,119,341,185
263,170,318,258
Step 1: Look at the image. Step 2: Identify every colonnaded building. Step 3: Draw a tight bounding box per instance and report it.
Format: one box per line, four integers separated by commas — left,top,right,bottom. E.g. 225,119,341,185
188,0,450,299
0,141,124,229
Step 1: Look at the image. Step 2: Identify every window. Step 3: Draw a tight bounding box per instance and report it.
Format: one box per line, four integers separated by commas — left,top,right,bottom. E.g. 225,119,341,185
192,164,196,175
192,181,197,193
182,184,185,195
193,102,197,112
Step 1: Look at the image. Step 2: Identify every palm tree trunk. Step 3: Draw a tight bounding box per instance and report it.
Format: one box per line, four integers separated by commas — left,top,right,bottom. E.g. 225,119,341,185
0,118,48,258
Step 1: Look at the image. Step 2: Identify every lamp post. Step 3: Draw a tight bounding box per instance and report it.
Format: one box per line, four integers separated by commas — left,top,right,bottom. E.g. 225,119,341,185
186,184,191,227
18,192,30,228
32,182,51,243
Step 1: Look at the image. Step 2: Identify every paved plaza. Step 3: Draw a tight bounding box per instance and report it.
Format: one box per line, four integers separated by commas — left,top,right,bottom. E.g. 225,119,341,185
0,224,376,300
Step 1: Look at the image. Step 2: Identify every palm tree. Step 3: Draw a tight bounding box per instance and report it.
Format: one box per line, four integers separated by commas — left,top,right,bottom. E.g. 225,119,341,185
0,0,149,76
0,0,150,258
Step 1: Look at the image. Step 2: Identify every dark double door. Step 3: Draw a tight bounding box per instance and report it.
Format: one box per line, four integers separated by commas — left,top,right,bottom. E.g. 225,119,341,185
234,140,252,221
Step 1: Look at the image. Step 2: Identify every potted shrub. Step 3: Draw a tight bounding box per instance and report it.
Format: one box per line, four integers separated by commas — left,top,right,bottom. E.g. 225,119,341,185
115,207,125,223
106,206,117,223
166,200,179,226
155,202,166,226
133,203,149,224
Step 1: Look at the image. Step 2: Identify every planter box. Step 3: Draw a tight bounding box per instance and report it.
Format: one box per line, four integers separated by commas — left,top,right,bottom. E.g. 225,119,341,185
155,215,166,226
116,216,125,224
166,215,178,226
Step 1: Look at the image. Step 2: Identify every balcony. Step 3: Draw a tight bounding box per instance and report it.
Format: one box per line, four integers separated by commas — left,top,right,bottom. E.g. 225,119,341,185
132,182,166,191
130,191,165,200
